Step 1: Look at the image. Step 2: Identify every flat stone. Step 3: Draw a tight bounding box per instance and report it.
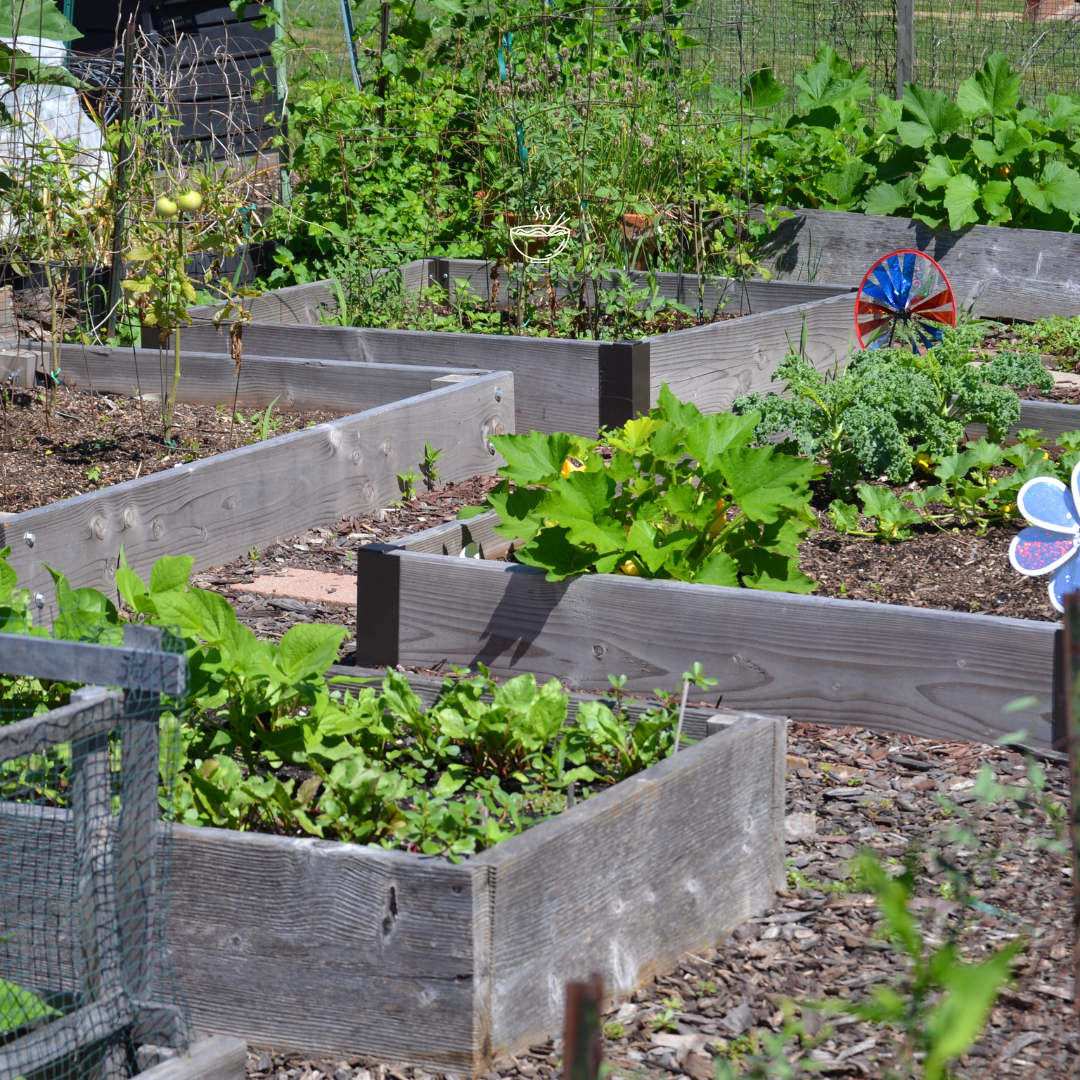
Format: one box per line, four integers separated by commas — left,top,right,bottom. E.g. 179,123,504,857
785,812,818,842
233,568,355,606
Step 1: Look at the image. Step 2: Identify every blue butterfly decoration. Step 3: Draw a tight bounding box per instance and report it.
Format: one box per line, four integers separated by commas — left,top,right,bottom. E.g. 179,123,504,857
1009,460,1080,612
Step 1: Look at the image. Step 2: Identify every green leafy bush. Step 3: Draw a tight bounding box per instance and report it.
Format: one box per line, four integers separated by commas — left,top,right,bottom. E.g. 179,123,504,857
467,384,818,592
725,48,1080,232
831,429,1076,538
733,326,1051,494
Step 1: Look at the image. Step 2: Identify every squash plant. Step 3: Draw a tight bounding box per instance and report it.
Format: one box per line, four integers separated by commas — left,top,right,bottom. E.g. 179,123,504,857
465,384,818,592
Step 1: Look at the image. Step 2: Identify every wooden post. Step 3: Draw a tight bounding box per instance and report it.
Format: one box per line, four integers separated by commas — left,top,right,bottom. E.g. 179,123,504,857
377,1,390,126
896,0,914,99
1060,593,1080,1015
563,975,603,1080
105,17,136,341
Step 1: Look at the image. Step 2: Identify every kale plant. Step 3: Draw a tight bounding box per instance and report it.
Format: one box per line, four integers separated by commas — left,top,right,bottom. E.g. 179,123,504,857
733,325,1051,494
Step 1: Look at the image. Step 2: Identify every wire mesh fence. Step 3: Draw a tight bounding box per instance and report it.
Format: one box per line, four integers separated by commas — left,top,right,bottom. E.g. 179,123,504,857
684,0,1080,105
0,631,189,1080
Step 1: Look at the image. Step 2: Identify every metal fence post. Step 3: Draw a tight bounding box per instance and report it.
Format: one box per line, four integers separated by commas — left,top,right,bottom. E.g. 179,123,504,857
896,0,914,99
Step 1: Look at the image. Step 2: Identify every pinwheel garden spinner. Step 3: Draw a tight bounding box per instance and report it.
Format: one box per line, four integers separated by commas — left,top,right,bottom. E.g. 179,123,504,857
1009,462,1080,612
855,250,957,353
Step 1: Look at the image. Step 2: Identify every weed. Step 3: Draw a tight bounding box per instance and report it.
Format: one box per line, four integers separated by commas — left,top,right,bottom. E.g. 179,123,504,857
421,442,444,490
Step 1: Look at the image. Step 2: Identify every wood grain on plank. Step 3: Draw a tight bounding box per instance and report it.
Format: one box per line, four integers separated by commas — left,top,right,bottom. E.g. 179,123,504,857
48,342,486,412
0,693,121,764
135,1036,248,1080
0,373,514,615
474,713,783,1055
0,634,186,695
363,550,1057,748
647,292,855,412
758,208,1080,321
165,825,487,1069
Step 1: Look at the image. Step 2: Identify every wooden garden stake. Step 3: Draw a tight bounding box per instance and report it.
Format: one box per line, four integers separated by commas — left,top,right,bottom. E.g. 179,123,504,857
563,974,603,1080
1061,592,1080,1015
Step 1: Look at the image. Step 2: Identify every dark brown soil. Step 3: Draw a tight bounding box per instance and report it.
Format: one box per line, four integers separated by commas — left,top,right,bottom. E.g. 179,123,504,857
244,722,1075,1080
0,385,349,514
798,508,1054,623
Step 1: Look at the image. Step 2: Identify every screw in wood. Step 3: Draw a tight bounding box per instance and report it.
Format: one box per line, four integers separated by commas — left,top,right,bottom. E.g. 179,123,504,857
23,531,34,547
495,386,503,402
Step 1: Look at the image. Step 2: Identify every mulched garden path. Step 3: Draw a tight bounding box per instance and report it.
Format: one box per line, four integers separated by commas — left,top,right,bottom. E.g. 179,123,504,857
191,475,503,661
0,385,348,514
242,722,1075,1080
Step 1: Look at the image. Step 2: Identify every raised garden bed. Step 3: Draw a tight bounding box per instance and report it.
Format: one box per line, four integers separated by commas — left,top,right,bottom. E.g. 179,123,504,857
0,350,514,620
179,289,857,438
759,207,1080,322
14,673,784,1073
354,511,1061,752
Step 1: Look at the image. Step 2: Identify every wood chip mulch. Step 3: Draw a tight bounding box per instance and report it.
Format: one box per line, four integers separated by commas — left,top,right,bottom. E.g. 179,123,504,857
0,385,349,514
243,723,1075,1080
193,475,502,660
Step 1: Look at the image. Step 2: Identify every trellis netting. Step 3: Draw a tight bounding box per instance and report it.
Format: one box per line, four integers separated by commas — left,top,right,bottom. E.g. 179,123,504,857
0,634,189,1080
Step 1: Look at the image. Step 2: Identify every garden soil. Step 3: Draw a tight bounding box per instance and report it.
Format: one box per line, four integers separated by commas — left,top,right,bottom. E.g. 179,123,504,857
0,385,349,514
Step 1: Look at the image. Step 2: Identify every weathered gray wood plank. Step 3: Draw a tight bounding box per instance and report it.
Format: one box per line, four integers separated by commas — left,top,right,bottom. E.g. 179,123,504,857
357,549,1058,749
0,635,186,695
33,342,482,413
0,991,133,1079
758,208,1080,321
165,825,486,1069
475,713,783,1055
0,373,514,617
646,292,855,412
0,692,122,762
135,1036,248,1080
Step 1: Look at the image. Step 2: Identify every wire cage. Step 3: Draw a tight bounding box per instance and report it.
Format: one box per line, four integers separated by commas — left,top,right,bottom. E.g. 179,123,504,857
0,628,189,1080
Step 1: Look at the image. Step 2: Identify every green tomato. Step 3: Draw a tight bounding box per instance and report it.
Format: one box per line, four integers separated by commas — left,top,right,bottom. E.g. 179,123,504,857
176,189,203,213
154,196,178,219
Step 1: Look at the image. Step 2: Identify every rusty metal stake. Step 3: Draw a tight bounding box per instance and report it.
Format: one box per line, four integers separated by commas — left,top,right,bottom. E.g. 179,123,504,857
1060,593,1080,1016
563,974,603,1080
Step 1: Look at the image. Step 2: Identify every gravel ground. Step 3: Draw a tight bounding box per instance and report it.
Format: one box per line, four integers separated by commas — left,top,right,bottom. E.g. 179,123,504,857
242,723,1075,1080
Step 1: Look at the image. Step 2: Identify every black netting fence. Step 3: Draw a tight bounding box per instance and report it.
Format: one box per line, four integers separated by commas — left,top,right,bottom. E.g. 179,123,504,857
0,633,189,1080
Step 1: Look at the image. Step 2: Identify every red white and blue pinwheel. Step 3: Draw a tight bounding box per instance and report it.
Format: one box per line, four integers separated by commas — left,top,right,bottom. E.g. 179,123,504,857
1009,463,1080,612
855,249,957,354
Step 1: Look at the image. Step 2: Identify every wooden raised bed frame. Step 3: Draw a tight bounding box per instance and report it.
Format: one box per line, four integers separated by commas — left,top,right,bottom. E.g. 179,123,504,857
0,346,515,619
355,512,1062,753
13,684,784,1073
177,267,1080,441
180,287,858,438
759,206,1080,321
